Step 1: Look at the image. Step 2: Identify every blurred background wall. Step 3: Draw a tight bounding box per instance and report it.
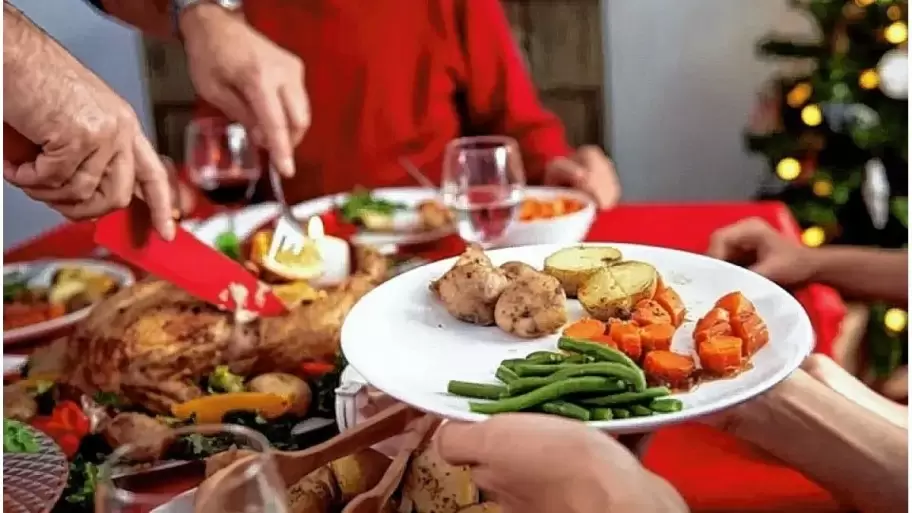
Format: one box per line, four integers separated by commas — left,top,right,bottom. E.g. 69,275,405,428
3,0,814,246
3,0,151,249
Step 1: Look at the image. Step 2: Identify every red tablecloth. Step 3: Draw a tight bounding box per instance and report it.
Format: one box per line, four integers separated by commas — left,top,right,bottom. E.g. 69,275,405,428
5,201,847,512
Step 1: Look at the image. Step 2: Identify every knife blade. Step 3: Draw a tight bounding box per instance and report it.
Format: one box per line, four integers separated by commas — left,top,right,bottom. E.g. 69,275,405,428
95,203,288,317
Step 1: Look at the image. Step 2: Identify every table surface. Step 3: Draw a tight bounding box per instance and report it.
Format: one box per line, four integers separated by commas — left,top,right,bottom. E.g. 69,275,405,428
5,200,848,513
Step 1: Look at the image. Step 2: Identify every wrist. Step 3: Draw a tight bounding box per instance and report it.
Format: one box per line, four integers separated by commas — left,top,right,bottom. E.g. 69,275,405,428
177,2,241,39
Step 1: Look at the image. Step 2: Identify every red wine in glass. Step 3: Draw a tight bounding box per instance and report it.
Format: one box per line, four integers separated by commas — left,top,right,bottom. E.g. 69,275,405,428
197,173,258,208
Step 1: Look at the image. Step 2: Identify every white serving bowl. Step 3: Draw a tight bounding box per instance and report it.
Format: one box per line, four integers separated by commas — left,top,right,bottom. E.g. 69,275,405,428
497,186,596,247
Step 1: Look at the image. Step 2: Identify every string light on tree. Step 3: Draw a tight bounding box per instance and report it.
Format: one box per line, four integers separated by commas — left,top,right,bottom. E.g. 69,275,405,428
853,0,874,6
812,179,834,197
801,104,823,126
884,21,908,44
884,308,908,333
858,69,880,89
786,82,813,108
776,157,802,181
887,5,903,21
801,226,826,248
877,49,909,99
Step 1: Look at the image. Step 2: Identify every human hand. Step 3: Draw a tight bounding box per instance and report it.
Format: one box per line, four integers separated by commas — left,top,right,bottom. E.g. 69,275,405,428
3,25,175,239
706,217,816,286
544,145,621,209
435,414,687,513
179,5,310,178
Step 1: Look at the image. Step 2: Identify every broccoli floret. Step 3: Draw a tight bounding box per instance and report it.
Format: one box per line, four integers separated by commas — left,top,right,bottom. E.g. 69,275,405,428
207,366,245,394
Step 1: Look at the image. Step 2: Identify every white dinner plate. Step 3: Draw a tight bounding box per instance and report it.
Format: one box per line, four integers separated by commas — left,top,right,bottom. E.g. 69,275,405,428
3,259,135,345
341,243,814,433
193,188,454,249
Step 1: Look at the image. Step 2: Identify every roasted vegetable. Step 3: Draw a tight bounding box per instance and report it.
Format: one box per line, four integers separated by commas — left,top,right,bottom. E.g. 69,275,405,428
642,350,696,389
578,261,658,321
402,443,478,513
329,448,391,502
247,373,312,416
459,503,503,513
562,318,606,339
698,335,744,376
286,466,338,513
101,412,173,461
3,382,38,422
543,245,623,297
171,392,290,423
4,419,39,454
208,365,246,394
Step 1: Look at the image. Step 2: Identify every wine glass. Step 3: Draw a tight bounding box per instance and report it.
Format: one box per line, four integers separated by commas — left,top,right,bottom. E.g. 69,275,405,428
96,424,288,513
185,117,262,235
441,136,526,247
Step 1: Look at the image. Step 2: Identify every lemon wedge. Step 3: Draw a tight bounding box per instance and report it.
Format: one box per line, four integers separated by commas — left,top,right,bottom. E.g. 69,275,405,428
261,241,325,281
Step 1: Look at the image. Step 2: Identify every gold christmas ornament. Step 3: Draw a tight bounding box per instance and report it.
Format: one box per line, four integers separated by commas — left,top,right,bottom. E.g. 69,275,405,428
812,179,834,197
801,104,823,126
801,226,826,248
884,308,908,333
859,69,880,89
776,158,802,181
786,82,813,108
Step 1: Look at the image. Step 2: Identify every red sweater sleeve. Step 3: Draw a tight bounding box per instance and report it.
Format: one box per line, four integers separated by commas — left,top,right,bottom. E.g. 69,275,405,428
455,0,573,183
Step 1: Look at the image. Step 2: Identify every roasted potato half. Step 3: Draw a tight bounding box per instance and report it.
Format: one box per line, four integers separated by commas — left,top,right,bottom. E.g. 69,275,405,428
459,504,503,513
578,261,658,321
403,443,478,513
543,246,623,297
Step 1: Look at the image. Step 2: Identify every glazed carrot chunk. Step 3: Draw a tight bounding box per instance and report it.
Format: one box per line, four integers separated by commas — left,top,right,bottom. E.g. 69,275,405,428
608,319,642,361
640,323,676,352
694,321,733,344
563,318,607,339
631,299,673,326
588,334,618,348
654,286,687,327
694,307,730,335
731,311,770,357
698,336,744,376
643,350,696,389
714,292,755,316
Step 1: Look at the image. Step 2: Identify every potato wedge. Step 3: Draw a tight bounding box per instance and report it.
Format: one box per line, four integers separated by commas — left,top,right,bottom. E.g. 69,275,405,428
286,466,338,513
543,246,623,297
403,443,478,513
578,261,658,321
329,449,391,502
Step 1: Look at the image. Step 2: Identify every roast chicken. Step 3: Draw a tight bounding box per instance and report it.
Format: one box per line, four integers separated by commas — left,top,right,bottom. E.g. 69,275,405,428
61,246,387,414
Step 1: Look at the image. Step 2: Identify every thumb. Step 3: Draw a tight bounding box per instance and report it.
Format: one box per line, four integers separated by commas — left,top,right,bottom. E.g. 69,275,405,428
747,257,781,281
544,158,587,189
435,421,488,467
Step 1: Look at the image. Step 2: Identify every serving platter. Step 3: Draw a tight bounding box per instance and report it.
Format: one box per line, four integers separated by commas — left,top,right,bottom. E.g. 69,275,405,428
3,259,135,345
3,425,69,513
341,243,814,433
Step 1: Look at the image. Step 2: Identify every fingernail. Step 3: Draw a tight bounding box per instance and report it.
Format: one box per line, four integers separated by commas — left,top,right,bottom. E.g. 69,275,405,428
280,158,295,178
162,219,176,241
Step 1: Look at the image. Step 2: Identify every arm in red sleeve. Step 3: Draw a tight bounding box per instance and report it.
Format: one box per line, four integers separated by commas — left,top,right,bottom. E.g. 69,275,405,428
455,0,573,183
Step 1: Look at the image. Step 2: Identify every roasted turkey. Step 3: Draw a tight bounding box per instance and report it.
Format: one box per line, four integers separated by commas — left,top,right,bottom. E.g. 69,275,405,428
61,246,387,414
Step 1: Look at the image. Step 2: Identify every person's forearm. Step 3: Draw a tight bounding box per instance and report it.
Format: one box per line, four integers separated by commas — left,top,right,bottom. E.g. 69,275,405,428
3,3,79,138
809,246,908,302
732,372,908,513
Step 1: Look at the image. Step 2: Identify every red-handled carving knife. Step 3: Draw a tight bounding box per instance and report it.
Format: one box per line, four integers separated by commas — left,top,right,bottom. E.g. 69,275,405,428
94,202,288,317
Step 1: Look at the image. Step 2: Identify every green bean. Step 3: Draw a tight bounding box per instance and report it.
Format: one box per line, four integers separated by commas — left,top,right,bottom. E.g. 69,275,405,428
512,363,573,377
500,358,528,369
524,351,566,364
558,337,639,369
649,398,684,413
580,387,671,407
541,401,591,421
630,405,654,417
448,381,507,400
495,365,520,384
508,362,641,394
612,408,631,419
469,377,619,415
564,354,596,364
590,408,614,421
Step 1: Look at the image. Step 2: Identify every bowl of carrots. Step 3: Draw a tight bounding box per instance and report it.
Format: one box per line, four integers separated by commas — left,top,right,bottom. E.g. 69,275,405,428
501,187,596,247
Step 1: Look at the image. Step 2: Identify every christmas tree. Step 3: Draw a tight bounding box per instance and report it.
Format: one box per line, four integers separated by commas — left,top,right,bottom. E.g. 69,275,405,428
746,0,908,378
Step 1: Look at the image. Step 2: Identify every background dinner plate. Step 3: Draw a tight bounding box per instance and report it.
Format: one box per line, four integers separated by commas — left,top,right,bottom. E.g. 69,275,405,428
341,243,814,434
3,259,135,345
3,425,69,513
193,188,454,249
